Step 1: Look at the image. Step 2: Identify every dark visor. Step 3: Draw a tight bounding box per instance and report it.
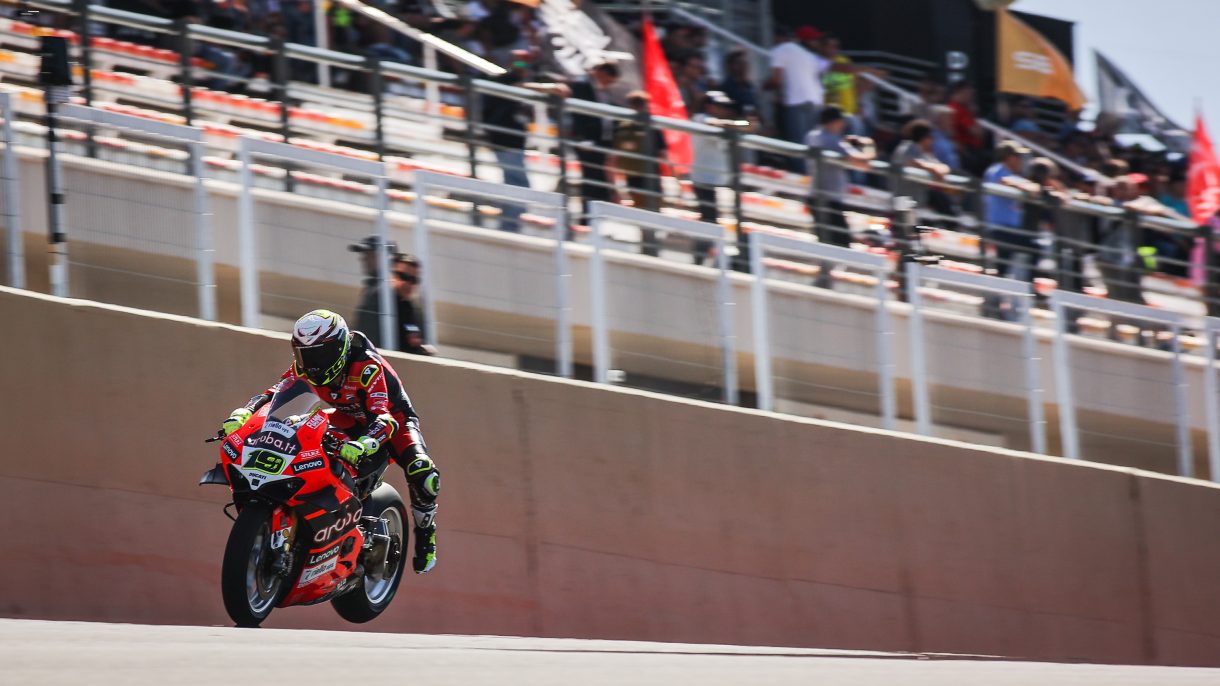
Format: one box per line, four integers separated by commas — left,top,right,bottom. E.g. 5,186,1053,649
294,339,343,380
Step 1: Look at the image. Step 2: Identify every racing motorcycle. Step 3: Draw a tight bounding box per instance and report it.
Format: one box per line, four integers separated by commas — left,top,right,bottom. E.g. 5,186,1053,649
199,378,407,627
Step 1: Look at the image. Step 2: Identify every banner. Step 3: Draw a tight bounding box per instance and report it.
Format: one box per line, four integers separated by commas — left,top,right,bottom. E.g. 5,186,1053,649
641,17,692,169
1188,114,1220,225
1095,50,1190,154
996,9,1086,110
537,0,639,91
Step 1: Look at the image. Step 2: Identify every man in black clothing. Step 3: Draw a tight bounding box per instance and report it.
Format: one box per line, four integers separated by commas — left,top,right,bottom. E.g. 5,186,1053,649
392,255,437,356
482,52,532,232
568,62,622,221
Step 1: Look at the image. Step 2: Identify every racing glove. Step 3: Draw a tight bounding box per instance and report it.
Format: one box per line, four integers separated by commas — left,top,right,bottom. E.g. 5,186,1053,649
338,436,380,466
222,408,253,436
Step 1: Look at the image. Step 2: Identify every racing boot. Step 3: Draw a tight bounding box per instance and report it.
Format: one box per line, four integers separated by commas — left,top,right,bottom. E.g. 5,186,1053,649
412,504,437,574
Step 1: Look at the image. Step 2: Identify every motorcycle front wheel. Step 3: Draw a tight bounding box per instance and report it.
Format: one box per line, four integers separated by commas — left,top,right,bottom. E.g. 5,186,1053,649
221,501,288,627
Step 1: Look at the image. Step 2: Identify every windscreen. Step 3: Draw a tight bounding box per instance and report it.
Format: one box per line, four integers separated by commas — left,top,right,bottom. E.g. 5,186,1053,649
263,378,328,425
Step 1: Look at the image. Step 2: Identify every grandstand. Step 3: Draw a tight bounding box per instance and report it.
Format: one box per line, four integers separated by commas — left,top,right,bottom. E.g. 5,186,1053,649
1,0,1218,480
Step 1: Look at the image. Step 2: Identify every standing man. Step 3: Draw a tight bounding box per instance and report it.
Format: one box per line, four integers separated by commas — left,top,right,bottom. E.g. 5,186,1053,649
767,26,827,148
805,106,875,249
569,61,622,221
481,50,534,232
392,255,438,357
983,141,1037,281
690,92,747,265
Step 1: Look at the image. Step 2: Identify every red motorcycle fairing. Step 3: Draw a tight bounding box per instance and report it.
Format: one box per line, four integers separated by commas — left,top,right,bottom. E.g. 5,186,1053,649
217,404,365,607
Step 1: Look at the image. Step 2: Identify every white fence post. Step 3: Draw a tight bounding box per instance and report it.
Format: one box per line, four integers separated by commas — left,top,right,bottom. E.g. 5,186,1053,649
589,202,609,384
873,261,896,430
0,92,23,289
749,232,772,411
554,204,573,379
1051,295,1080,459
190,140,216,321
905,262,931,435
1170,322,1192,478
715,225,738,406
374,175,397,351
237,138,260,328
1205,321,1220,482
412,180,436,348
1019,295,1047,455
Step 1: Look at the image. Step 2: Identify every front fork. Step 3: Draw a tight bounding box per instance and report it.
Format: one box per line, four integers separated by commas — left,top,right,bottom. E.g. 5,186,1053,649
269,508,297,578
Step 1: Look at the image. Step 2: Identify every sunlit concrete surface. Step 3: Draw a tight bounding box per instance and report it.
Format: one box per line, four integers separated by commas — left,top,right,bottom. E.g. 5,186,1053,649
4,620,1220,686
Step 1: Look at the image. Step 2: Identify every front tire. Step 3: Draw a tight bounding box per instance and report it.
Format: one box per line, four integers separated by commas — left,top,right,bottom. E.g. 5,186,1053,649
332,484,408,623
221,501,288,627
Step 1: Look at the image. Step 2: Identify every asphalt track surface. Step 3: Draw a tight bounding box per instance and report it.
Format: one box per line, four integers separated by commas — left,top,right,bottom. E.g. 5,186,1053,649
6,620,1220,685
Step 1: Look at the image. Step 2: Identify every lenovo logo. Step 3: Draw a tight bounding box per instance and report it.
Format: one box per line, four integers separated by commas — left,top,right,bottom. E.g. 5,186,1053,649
307,545,340,565
292,458,324,474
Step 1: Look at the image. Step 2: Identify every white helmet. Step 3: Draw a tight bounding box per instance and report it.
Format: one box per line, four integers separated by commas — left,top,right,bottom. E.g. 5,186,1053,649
291,309,351,386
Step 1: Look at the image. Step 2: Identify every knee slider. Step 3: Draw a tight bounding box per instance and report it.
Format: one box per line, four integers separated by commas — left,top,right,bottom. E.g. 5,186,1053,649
406,455,440,497
406,454,433,476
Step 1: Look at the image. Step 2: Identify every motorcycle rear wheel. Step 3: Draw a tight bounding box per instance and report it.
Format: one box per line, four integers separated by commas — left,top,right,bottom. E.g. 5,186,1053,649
332,484,408,623
221,501,288,627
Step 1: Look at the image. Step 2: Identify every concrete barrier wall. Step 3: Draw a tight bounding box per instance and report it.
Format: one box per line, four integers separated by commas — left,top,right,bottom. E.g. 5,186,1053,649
3,286,1220,665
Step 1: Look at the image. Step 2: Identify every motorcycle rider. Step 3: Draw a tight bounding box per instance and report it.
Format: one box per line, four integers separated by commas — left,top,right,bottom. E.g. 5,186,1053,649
221,309,439,574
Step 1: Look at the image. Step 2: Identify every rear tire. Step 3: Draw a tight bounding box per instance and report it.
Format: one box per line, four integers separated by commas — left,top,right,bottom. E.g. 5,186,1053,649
221,501,288,628
332,484,408,623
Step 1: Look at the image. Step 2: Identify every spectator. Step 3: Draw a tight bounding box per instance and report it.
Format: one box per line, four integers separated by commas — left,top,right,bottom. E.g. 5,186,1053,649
1120,172,1191,277
719,50,759,116
366,23,411,64
349,235,403,346
1021,157,1064,273
662,24,698,62
929,105,962,172
1007,98,1044,137
805,105,876,251
569,61,623,222
910,77,947,121
481,50,533,232
1096,176,1148,303
892,119,955,218
392,255,437,356
1158,172,1189,218
946,81,986,173
675,53,709,115
767,25,828,147
612,90,667,256
690,91,741,265
982,141,1038,283
821,37,855,116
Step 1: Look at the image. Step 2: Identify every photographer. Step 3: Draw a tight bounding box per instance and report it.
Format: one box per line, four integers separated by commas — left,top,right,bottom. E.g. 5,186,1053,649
805,106,875,248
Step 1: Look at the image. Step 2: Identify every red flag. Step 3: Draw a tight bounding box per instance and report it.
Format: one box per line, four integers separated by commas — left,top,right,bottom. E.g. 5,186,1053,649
641,17,691,169
1188,114,1220,224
